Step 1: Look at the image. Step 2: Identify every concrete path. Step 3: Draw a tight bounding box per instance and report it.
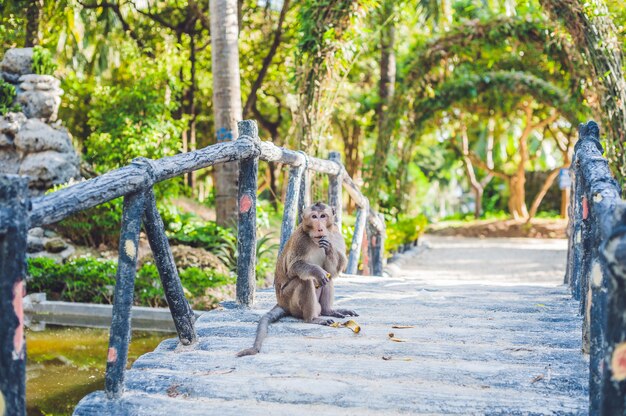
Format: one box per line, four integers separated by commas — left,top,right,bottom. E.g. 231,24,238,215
74,236,589,415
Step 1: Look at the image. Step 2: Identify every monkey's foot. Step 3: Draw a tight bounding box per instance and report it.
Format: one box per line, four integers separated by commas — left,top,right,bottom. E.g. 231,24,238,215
325,309,359,318
308,317,335,326
236,347,259,357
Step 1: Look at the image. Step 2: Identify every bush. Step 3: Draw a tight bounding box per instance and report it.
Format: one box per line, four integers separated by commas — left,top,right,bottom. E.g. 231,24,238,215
135,263,168,307
27,256,117,303
53,198,123,248
32,46,57,75
0,79,19,115
385,214,428,255
179,267,234,297
27,255,235,308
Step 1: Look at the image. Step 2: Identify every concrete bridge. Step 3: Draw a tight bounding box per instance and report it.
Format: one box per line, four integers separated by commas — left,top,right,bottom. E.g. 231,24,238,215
74,235,588,415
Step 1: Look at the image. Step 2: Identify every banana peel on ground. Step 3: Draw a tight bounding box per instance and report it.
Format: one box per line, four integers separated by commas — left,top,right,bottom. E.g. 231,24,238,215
330,320,361,334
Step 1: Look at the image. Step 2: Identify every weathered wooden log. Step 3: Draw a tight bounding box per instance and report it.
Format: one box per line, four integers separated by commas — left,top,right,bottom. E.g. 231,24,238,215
340,167,368,210
328,152,343,230
0,175,29,416
236,121,261,307
279,164,304,256
297,157,311,223
571,121,624,415
600,221,626,415
29,140,258,227
259,141,305,166
105,189,147,399
143,188,197,346
367,212,386,276
307,155,341,176
347,206,367,275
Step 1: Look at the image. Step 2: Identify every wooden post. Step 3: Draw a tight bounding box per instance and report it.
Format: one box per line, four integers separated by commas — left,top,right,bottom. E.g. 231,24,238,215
105,189,147,398
143,189,197,345
347,206,367,275
279,164,304,256
0,175,29,416
236,120,260,307
297,153,311,224
328,151,343,230
601,230,626,415
589,258,608,416
368,213,385,276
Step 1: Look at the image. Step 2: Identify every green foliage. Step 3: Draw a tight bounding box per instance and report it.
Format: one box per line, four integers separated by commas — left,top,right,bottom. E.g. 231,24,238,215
179,267,234,297
0,79,19,115
84,63,185,174
27,256,117,304
384,214,428,254
27,256,234,308
32,45,57,75
168,220,237,254
135,263,166,307
54,198,123,248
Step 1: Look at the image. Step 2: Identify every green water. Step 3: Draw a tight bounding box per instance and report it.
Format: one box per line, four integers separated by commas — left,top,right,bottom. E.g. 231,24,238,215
26,326,171,416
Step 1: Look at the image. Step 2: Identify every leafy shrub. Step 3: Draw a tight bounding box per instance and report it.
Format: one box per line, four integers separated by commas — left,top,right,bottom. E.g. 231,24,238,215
32,46,57,75
179,267,234,297
27,256,117,303
27,255,235,308
385,214,428,255
0,79,19,115
54,198,123,248
135,263,167,307
27,257,66,298
84,69,185,174
62,257,117,303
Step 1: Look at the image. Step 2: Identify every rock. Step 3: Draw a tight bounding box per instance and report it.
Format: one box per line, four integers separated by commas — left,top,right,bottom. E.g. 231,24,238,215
14,119,73,153
43,229,58,238
0,133,12,147
44,238,68,253
19,150,80,191
27,235,45,253
17,75,62,121
0,112,27,136
29,227,45,238
0,148,20,174
28,244,75,263
18,74,61,90
139,245,231,276
1,48,33,82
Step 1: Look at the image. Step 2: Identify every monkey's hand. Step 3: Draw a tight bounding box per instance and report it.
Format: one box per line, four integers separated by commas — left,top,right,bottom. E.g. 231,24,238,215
318,237,333,256
313,266,331,288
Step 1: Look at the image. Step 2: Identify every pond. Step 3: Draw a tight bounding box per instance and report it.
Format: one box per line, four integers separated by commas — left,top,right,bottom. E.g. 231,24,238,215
26,326,172,416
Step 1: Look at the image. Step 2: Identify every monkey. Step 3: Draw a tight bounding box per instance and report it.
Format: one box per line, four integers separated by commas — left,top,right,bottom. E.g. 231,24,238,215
236,202,358,357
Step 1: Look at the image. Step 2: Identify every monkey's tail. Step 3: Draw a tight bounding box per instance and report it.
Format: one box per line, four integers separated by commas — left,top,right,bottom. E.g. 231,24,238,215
236,305,287,357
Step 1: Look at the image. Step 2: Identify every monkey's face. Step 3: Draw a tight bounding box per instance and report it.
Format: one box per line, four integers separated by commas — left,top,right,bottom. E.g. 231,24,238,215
302,203,335,241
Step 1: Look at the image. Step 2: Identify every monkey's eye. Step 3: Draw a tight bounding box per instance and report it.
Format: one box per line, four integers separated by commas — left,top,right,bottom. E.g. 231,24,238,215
321,214,326,218
311,214,318,219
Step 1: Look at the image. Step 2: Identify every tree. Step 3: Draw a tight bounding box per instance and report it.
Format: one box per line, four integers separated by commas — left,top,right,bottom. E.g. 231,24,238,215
540,0,626,185
210,0,243,227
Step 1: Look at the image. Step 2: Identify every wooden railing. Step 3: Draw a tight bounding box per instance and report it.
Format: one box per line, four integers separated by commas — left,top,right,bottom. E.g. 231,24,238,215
0,120,385,415
566,120,626,415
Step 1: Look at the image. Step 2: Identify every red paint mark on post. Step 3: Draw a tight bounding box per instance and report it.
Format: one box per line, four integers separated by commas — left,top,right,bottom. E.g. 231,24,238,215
108,347,118,363
582,196,589,220
239,194,253,213
611,342,626,381
12,280,24,360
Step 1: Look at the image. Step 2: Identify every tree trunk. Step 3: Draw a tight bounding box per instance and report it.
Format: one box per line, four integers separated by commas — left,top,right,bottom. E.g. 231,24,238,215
367,0,396,204
508,173,528,220
527,167,561,220
25,0,43,47
210,0,243,227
